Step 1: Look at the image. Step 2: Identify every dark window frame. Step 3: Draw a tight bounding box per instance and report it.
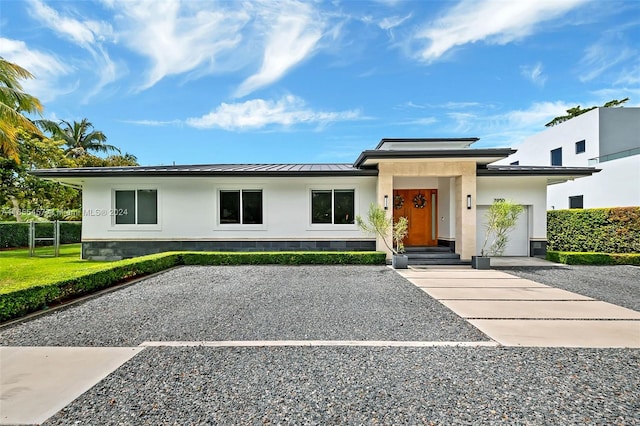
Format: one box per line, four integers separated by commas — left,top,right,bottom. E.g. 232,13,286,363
550,147,563,166
114,189,158,225
311,189,355,225
575,140,586,154
510,160,519,166
569,195,584,209
219,189,263,225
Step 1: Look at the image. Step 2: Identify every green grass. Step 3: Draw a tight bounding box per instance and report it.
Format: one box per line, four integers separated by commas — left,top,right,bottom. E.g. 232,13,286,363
0,244,125,294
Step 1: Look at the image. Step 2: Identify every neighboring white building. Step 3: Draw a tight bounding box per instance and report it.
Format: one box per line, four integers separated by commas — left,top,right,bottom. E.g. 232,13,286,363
33,138,597,261
495,107,640,209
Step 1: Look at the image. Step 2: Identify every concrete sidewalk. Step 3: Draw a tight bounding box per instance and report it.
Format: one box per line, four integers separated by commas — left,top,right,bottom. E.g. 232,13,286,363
397,267,640,348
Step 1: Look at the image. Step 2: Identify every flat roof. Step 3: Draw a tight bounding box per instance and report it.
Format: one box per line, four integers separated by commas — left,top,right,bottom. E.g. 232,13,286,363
353,148,516,168
374,137,480,150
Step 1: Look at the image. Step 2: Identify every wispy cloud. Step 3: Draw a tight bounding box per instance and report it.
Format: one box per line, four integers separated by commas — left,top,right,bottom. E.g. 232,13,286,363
28,0,118,100
107,0,249,91
615,63,640,85
414,0,588,62
521,62,547,86
234,2,325,98
579,35,636,82
0,37,74,102
186,95,362,131
28,0,113,47
443,101,574,146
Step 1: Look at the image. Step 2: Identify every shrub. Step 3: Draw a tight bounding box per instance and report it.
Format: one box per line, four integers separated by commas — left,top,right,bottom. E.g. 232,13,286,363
547,207,640,253
546,251,640,265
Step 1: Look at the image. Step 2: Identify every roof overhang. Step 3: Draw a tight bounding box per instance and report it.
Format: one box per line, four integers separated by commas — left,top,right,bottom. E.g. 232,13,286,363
478,165,601,185
353,148,516,168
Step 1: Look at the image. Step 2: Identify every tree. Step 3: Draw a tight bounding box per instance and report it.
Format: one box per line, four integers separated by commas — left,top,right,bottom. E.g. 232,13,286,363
0,57,43,162
37,118,120,158
545,98,629,127
0,129,79,222
75,152,138,167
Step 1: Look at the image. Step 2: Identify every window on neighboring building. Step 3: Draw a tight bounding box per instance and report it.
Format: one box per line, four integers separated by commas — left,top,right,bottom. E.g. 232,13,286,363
575,140,586,154
510,161,520,165
551,147,563,166
220,190,263,224
311,189,355,224
569,195,584,209
115,189,157,224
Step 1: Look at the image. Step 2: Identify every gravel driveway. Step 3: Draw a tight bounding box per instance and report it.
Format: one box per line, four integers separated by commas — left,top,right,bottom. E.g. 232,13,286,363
1,264,638,424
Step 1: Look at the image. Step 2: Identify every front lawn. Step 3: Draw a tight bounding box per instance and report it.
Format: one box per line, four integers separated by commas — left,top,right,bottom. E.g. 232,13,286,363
0,244,121,294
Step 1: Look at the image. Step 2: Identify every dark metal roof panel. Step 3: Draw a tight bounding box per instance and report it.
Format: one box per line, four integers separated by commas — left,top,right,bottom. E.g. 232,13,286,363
30,163,379,178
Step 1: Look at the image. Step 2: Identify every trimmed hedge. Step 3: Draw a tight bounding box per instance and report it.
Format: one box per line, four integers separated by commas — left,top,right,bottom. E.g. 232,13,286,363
547,207,640,253
0,251,386,322
546,251,640,265
0,222,82,249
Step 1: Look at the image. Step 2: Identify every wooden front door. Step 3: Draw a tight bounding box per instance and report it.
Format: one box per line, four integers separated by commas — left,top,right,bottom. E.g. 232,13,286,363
393,189,438,247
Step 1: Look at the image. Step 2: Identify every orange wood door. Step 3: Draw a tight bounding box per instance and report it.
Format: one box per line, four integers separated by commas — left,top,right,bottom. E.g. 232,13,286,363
393,189,437,247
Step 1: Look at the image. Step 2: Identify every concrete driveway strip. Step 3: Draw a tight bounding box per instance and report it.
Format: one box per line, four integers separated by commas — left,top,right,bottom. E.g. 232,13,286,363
440,300,640,319
400,267,640,348
469,320,640,348
421,286,594,300
0,346,144,425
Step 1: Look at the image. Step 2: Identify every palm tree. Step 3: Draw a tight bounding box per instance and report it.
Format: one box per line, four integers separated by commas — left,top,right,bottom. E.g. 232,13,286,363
37,118,120,158
0,58,43,162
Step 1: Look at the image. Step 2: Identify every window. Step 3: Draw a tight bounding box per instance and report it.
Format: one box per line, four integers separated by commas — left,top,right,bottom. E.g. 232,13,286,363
115,189,157,224
311,189,354,224
510,160,519,166
220,190,262,224
569,195,584,209
575,140,586,154
550,147,562,166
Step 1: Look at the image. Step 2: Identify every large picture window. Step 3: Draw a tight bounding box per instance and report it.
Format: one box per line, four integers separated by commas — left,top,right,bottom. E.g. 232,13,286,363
114,189,157,225
220,190,263,224
311,189,354,224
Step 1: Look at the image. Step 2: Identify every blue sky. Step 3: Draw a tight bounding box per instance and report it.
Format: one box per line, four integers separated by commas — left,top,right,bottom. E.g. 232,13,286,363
2,0,639,166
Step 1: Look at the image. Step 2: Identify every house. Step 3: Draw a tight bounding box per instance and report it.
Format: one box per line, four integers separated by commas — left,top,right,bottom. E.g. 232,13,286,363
494,107,640,209
32,138,597,261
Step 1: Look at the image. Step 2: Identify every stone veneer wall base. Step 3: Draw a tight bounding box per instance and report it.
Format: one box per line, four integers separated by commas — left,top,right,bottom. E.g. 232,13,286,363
82,240,377,259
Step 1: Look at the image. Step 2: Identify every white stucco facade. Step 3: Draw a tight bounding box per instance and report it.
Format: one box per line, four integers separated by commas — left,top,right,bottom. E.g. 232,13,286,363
496,107,640,209
34,137,598,260
82,176,377,242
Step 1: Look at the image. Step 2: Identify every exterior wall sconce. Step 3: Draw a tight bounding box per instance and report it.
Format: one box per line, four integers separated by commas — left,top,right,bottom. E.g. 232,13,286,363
384,195,389,210
467,194,472,209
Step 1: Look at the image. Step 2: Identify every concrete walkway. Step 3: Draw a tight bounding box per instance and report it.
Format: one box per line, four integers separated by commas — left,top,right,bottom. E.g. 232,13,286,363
397,267,640,348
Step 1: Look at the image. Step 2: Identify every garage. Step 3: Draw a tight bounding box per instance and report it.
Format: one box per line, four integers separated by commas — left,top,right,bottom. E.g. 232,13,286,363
476,205,529,256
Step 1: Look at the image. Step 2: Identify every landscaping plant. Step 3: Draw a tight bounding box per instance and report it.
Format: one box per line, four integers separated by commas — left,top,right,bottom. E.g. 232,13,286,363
480,199,524,256
356,203,408,254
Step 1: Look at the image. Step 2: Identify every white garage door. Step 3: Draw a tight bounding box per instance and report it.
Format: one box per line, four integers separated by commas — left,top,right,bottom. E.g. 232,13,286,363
476,206,529,256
